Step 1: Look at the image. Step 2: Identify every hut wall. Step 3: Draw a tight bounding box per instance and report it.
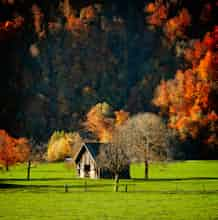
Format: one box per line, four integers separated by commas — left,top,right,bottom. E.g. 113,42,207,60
90,162,97,178
78,150,97,178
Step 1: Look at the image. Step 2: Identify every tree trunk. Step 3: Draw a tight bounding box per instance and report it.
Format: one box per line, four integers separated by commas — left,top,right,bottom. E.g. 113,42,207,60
145,159,149,180
145,141,149,180
5,163,9,172
114,173,119,192
27,160,31,181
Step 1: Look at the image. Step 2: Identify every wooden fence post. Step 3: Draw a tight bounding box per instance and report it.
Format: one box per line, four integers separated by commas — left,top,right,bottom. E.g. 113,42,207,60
125,184,128,192
64,184,68,193
27,160,31,181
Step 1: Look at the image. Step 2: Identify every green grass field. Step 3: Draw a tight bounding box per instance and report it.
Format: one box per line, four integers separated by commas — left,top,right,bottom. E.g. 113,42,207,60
0,161,218,220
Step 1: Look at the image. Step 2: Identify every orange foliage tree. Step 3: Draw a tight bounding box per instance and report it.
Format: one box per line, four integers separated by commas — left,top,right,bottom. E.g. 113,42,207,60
145,0,168,27
153,26,218,146
85,103,129,143
0,130,30,171
145,1,191,44
164,8,191,43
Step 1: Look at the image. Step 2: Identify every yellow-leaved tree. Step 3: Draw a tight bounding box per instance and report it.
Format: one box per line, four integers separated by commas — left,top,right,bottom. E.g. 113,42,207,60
47,131,82,161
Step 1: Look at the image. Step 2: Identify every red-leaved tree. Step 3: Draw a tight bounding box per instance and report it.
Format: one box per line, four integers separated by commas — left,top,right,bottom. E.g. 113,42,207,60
0,130,30,171
153,26,218,148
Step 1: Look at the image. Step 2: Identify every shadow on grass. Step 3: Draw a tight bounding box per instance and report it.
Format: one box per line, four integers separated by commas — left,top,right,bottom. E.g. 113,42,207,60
0,182,117,189
1,177,218,194
1,183,218,195
131,177,218,181
0,177,78,181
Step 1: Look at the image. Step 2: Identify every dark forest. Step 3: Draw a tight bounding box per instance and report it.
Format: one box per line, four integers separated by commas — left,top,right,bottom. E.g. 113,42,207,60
0,0,217,159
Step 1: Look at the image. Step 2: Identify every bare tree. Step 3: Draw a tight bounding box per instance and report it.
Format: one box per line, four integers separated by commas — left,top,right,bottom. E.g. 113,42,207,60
97,128,130,192
120,113,172,180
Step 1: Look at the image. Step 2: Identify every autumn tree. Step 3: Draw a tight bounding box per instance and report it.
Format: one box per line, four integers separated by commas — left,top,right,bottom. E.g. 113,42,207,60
47,131,82,161
118,113,172,179
0,130,30,171
114,110,130,127
15,137,30,163
85,102,129,143
85,102,114,142
145,1,191,44
0,130,16,171
144,0,218,156
153,25,218,152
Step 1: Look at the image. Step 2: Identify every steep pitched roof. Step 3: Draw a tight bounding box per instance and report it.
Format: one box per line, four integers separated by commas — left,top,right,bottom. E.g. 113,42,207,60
85,142,101,159
74,142,107,163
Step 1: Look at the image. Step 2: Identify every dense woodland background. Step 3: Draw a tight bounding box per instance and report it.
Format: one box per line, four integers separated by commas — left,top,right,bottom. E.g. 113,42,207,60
0,0,217,159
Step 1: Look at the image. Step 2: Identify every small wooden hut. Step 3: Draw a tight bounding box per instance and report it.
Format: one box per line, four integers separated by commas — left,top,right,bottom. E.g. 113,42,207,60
73,142,129,179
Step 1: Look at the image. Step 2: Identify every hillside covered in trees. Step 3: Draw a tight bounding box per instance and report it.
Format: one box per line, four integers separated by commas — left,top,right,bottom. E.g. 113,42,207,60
0,0,217,159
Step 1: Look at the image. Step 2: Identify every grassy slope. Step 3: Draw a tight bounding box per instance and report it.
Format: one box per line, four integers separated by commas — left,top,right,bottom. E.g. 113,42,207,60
0,161,218,220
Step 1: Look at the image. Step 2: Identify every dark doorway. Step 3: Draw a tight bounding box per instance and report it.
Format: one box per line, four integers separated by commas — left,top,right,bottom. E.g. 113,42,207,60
84,165,90,177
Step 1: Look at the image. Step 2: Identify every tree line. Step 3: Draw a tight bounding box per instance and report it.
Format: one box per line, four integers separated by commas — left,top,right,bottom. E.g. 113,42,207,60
0,0,217,162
